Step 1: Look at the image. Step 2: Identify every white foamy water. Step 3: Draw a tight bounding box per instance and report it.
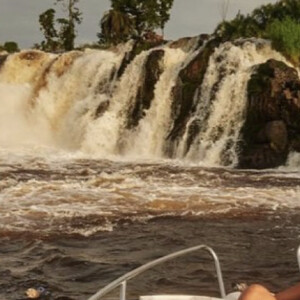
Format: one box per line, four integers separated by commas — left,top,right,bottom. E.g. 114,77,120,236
0,40,299,236
0,156,300,236
82,50,150,156
123,48,189,157
0,40,292,161
184,39,290,166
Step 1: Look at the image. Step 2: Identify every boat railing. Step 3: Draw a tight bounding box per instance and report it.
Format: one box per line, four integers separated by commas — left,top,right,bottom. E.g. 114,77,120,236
88,244,226,300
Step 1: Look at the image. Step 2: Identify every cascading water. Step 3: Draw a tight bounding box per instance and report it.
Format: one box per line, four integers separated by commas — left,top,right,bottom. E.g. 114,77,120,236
0,38,294,164
1,38,300,300
121,47,190,158
0,51,56,149
179,39,290,166
0,44,132,153
33,49,126,150
81,50,151,156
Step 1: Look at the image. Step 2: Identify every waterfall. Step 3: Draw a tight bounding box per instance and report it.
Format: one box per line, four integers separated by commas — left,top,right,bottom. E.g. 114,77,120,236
180,39,289,166
33,49,125,149
81,50,150,156
119,48,189,158
0,38,292,165
0,50,56,148
0,44,131,151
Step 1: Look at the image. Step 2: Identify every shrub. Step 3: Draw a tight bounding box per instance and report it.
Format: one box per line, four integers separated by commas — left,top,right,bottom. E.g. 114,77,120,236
3,41,19,53
215,13,261,41
265,17,300,65
214,0,300,41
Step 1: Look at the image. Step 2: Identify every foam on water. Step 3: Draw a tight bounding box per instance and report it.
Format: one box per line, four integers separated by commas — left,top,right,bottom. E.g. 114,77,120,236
0,83,54,148
1,158,300,236
0,40,299,236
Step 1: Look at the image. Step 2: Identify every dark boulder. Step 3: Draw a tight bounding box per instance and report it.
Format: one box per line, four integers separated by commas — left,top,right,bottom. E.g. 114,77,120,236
256,120,288,152
239,59,300,169
126,49,165,129
95,100,110,118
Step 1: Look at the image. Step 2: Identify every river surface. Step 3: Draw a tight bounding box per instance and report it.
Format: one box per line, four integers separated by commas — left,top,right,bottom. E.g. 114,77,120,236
1,154,300,300
1,41,300,300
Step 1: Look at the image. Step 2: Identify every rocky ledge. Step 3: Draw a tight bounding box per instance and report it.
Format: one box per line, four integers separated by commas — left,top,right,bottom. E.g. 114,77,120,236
239,59,300,169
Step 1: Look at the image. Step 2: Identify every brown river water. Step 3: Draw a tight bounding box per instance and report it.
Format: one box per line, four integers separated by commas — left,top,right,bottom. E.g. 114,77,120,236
0,157,300,300
1,40,300,300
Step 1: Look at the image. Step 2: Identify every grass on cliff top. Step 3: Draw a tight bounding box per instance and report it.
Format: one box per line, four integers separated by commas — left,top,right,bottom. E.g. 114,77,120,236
214,0,300,66
265,17,300,65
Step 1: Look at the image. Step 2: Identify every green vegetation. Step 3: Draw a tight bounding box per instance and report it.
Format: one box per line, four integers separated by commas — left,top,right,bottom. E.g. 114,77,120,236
2,0,299,62
0,41,19,53
38,9,60,51
215,0,300,41
56,0,82,51
265,17,300,65
111,0,174,36
98,9,135,45
98,0,174,45
214,0,300,65
37,0,82,51
36,0,174,50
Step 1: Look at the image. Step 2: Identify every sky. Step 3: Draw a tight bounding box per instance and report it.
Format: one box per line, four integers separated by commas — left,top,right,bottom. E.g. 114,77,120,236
0,0,277,49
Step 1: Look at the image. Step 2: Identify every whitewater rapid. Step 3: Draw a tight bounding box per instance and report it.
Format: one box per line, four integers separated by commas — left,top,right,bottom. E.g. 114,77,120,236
0,156,299,236
1,38,300,237
0,39,292,164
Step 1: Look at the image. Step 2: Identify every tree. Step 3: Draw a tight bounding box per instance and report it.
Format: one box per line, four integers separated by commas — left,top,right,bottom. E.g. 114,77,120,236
98,0,174,44
0,41,19,53
215,0,300,41
112,0,174,35
99,9,135,44
157,0,174,37
56,0,82,51
38,0,82,51
39,9,60,51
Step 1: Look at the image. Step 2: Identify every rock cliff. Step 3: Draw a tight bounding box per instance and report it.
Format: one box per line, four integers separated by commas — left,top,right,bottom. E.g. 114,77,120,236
239,59,300,168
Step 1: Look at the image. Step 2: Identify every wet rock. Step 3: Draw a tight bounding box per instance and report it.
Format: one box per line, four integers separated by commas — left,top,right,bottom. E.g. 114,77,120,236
95,100,110,118
53,51,82,77
169,37,195,50
117,39,165,79
239,59,300,169
256,121,288,152
126,49,165,129
168,35,207,52
165,38,221,156
0,54,8,71
19,51,44,61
